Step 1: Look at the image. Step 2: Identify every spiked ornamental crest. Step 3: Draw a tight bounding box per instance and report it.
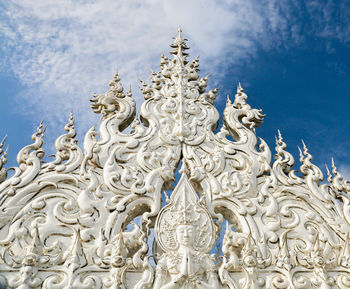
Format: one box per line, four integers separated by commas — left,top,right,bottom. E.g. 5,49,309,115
0,29,349,288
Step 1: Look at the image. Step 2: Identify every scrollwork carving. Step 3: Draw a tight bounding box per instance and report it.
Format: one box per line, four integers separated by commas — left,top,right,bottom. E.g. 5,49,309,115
0,28,349,288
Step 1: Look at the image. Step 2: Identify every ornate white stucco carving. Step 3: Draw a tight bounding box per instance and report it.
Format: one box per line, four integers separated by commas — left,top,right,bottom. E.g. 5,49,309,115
0,29,350,288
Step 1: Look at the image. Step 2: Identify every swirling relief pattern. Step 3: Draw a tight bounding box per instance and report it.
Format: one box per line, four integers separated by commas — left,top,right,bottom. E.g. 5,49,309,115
0,29,349,288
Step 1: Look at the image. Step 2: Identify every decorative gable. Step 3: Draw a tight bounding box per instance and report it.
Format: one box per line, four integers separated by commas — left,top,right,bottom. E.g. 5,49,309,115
0,29,349,289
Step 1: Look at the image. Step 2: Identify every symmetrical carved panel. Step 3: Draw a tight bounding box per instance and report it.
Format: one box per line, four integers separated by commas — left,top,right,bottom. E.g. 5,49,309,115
0,29,350,288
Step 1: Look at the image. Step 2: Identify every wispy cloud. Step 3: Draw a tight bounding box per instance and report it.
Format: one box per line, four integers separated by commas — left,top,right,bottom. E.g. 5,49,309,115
0,0,347,144
0,0,287,136
306,0,350,44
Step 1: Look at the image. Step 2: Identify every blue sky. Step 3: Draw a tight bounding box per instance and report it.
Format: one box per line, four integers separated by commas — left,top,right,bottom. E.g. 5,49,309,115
0,0,349,179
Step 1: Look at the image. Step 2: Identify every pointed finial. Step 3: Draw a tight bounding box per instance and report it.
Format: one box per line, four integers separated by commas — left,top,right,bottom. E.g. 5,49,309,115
298,145,307,170
275,130,288,152
301,139,308,153
170,27,189,58
330,158,346,191
54,111,77,160
276,129,283,146
64,110,75,132
226,95,232,106
233,82,252,110
0,135,8,169
301,140,312,162
35,120,46,141
277,129,282,142
325,164,333,183
112,72,120,83
331,157,338,174
179,160,189,175
16,120,46,166
0,135,7,151
33,120,45,139
298,145,303,158
163,191,170,203
69,110,74,122
237,82,243,93
177,26,182,39
174,27,184,47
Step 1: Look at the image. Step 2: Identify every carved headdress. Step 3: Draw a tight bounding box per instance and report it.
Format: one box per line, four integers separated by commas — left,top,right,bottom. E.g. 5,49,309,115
155,171,215,253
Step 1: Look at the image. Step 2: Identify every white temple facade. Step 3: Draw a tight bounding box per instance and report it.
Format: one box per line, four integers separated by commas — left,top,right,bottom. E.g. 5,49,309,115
0,29,350,288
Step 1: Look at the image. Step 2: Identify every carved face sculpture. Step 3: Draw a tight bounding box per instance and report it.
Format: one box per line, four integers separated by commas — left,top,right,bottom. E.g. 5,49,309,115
176,224,196,247
155,174,215,254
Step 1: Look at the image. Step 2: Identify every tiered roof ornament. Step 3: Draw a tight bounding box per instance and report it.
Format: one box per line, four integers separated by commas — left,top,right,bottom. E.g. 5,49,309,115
0,29,350,288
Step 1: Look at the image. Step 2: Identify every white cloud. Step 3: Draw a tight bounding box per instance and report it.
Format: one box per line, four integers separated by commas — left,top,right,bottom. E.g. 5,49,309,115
305,1,350,44
2,0,329,146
